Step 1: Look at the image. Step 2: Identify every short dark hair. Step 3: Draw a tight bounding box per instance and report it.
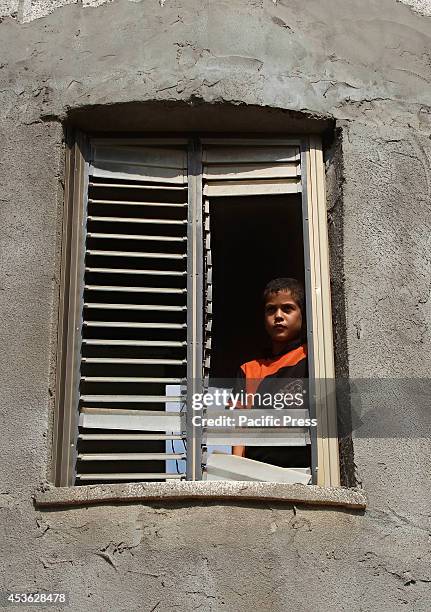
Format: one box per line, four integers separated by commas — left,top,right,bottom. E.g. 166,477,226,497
262,278,305,316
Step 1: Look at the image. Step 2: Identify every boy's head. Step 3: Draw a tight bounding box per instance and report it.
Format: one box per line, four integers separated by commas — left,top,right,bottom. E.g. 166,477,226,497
262,278,305,347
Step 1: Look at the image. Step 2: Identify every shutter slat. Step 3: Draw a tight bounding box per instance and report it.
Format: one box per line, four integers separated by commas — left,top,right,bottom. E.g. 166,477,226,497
89,182,187,191
81,395,183,402
83,322,186,329
77,473,185,481
203,179,301,196
82,357,186,364
203,146,300,163
81,377,184,383
84,285,186,294
86,268,186,276
83,303,187,311
79,408,183,431
90,167,186,184
203,162,300,180
79,434,183,440
82,339,186,347
88,216,186,225
88,199,187,207
201,138,301,145
81,407,182,415
78,453,186,461
207,431,310,446
87,233,186,242
86,250,187,259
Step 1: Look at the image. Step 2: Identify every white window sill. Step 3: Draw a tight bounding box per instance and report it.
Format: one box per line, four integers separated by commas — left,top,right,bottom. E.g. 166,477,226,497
34,482,366,510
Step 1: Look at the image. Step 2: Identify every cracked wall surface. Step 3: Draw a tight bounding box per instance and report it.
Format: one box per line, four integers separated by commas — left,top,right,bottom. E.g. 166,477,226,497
0,1,430,610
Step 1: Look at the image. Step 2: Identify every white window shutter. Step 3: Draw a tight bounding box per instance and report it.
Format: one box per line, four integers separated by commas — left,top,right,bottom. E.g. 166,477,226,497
76,144,189,483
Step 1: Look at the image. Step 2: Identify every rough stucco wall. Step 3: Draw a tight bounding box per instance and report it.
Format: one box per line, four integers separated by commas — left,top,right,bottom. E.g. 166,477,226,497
398,0,431,16
0,0,431,126
1,0,431,22
0,1,430,610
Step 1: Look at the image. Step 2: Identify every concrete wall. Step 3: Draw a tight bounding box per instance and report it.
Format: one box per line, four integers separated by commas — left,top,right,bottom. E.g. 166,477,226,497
0,1,430,610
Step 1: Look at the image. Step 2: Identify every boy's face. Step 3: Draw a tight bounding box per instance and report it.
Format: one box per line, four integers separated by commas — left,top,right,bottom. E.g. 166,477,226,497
264,290,303,345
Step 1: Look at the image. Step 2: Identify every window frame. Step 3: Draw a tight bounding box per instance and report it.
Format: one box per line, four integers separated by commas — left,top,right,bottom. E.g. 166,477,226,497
54,130,88,486
301,136,340,487
53,131,340,488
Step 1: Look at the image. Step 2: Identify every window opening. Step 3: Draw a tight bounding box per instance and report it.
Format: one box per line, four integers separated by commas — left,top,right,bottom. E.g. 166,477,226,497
55,135,340,487
200,141,313,483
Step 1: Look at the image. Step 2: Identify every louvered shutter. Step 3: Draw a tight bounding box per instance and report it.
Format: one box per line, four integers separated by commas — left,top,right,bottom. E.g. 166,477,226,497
203,198,212,379
61,137,318,485
76,144,190,483
200,140,312,481
202,140,301,196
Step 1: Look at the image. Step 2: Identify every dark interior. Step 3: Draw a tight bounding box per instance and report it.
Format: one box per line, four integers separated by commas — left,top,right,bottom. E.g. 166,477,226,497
209,193,305,381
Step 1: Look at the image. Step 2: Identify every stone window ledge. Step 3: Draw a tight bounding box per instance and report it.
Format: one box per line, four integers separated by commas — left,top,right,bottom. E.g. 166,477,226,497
34,482,367,510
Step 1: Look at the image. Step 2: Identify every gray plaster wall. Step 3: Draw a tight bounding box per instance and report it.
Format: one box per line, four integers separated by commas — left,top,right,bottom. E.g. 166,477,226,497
0,1,430,610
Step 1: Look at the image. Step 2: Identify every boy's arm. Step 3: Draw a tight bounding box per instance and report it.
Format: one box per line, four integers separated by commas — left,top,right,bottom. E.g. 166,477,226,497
230,367,247,457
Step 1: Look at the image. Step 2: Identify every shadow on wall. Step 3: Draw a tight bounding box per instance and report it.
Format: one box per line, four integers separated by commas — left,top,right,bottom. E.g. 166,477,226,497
65,99,334,134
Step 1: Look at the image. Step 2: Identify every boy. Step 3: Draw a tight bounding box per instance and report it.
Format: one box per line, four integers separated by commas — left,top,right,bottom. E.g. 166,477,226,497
231,277,310,469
